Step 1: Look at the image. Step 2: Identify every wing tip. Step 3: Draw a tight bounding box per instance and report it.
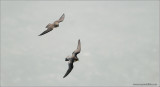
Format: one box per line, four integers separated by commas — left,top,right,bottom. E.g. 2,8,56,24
61,13,65,18
38,33,43,36
63,74,67,78
78,39,80,43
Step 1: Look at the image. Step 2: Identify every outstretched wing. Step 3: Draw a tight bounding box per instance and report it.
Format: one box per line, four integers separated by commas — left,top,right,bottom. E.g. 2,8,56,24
58,13,65,23
46,23,51,28
63,60,74,78
72,39,81,55
38,28,53,36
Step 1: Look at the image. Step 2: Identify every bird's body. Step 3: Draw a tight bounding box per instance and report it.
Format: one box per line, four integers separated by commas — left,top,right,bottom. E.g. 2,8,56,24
63,40,81,78
39,14,65,36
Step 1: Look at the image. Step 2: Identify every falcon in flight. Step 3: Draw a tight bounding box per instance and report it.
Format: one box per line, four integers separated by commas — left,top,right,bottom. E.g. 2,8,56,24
63,39,81,78
39,13,65,36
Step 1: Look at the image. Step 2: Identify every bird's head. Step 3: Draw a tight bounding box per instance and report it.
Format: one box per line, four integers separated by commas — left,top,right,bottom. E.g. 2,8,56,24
54,21,59,27
55,21,59,25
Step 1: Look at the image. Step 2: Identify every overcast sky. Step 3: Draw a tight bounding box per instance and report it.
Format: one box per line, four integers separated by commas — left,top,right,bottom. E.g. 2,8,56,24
1,1,159,86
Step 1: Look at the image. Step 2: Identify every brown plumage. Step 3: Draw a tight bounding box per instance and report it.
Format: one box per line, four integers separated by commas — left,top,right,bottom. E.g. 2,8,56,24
63,40,81,78
39,13,65,36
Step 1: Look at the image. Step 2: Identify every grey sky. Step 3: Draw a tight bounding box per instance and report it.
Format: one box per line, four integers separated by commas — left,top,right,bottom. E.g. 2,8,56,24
1,1,159,86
